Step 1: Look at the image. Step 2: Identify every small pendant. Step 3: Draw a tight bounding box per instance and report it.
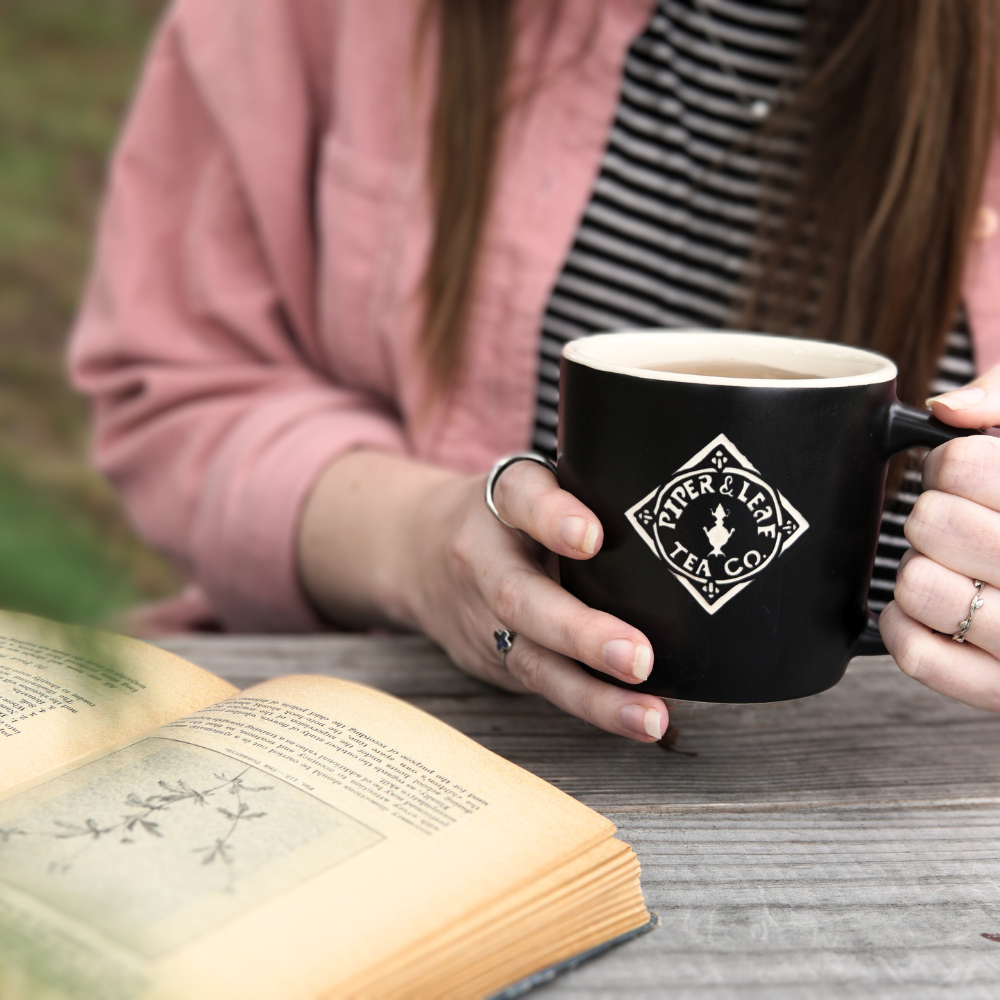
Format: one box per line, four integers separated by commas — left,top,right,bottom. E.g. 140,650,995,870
750,99,770,120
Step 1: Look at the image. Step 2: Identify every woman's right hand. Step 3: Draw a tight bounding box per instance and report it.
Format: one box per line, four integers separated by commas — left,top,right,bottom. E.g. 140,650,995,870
298,451,668,743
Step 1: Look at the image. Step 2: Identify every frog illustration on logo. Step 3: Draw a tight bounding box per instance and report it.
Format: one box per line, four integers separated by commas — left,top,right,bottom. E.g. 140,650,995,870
625,434,809,614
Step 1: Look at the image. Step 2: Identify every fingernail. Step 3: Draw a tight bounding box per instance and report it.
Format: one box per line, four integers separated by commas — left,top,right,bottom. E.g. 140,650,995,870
633,643,652,680
603,640,652,680
559,516,599,555
926,385,987,410
619,704,665,739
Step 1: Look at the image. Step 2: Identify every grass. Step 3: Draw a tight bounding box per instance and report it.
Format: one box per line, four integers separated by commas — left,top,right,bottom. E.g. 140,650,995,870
0,0,180,625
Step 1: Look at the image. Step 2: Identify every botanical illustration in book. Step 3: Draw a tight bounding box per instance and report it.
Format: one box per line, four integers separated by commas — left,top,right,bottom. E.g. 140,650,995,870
0,738,382,958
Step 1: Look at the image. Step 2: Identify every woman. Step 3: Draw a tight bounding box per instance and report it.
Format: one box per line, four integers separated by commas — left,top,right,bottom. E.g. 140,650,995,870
71,0,1000,741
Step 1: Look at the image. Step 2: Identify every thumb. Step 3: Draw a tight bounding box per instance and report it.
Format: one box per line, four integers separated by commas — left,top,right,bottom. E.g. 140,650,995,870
926,362,1000,429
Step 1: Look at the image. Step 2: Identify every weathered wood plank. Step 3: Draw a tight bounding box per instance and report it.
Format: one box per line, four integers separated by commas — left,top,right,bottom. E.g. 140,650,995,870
159,634,486,696
536,805,1000,999
159,636,1000,810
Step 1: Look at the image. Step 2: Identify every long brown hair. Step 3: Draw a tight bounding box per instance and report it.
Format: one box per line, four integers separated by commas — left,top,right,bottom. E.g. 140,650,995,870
418,0,514,393
419,0,999,403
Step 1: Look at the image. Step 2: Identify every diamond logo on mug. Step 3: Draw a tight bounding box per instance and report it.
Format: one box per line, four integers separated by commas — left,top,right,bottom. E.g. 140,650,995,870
625,433,809,614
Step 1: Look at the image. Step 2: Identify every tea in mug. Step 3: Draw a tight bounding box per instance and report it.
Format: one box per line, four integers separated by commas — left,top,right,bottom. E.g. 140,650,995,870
638,359,822,380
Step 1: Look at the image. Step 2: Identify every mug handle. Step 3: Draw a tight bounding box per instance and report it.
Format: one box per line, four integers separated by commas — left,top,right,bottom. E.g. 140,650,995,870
854,403,983,656
883,402,983,456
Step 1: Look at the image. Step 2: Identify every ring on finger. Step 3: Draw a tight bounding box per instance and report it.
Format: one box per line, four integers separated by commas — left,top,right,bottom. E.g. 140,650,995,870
952,579,986,643
493,628,517,668
485,452,558,529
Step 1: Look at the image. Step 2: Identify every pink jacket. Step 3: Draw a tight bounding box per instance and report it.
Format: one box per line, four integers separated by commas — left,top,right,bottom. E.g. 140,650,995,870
70,0,1000,633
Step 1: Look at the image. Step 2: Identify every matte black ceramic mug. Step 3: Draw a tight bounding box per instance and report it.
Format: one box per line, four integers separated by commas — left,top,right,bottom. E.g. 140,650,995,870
557,331,978,704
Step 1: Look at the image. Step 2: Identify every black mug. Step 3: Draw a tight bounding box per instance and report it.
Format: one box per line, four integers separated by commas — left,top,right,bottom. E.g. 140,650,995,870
557,331,978,703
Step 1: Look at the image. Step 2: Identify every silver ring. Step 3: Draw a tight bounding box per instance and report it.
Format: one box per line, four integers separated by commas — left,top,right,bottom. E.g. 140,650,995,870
485,452,558,529
493,628,516,668
952,579,985,642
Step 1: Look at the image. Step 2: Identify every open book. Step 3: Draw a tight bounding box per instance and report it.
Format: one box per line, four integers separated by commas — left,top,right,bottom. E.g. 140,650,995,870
0,610,652,1000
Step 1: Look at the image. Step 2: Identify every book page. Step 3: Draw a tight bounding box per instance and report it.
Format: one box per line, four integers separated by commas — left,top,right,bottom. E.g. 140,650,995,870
346,837,644,999
0,610,236,793
0,675,616,1000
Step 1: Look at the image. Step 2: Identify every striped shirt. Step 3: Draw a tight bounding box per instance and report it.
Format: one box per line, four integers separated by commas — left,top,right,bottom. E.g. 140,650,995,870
533,0,975,615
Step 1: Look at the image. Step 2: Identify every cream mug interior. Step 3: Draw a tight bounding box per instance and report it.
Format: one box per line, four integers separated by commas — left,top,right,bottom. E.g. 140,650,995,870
561,330,896,386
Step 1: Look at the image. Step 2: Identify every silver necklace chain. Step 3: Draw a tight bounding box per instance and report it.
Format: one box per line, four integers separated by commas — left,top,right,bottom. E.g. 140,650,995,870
692,0,772,120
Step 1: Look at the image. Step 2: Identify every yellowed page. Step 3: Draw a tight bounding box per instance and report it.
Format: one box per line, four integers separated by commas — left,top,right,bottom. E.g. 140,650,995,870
444,896,651,1000
351,839,646,999
0,675,614,1000
0,610,236,792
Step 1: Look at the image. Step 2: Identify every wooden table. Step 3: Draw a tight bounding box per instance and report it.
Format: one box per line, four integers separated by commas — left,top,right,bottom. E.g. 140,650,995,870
160,635,1000,999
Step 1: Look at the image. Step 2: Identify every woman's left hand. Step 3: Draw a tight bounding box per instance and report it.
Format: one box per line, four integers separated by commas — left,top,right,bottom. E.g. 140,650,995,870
880,365,1000,709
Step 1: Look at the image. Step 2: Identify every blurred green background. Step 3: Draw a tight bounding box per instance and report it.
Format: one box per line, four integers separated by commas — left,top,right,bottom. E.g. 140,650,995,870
0,0,180,625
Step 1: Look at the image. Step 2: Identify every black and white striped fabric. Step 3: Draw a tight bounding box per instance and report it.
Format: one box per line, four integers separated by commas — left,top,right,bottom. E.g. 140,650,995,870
533,0,975,614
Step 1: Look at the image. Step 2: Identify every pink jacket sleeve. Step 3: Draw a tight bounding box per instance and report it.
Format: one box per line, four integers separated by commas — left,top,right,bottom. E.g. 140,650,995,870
69,0,407,632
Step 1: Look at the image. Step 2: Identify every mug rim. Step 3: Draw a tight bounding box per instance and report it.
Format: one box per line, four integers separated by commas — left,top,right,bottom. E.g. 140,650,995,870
562,330,897,389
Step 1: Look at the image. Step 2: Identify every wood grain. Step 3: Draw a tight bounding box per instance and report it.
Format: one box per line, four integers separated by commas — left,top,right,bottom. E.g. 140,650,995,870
540,806,1000,999
158,635,1000,997
160,635,1000,810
